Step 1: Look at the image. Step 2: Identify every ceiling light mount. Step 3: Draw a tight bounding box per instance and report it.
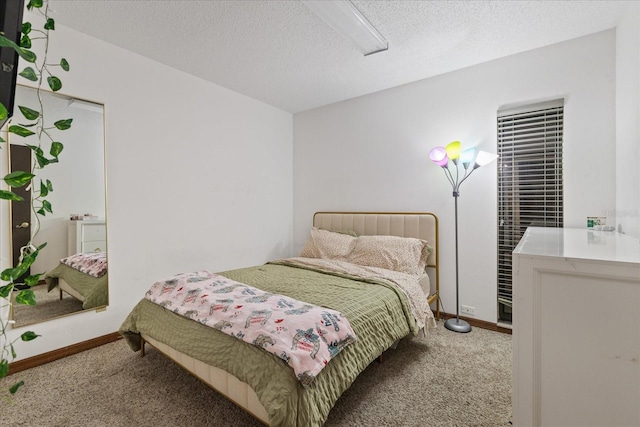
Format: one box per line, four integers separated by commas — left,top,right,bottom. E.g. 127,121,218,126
302,0,388,56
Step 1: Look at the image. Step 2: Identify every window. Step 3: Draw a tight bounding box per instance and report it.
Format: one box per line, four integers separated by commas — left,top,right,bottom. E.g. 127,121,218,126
497,100,564,324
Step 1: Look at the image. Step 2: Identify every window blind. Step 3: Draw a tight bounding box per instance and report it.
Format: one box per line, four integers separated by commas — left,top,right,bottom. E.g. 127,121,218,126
497,100,564,323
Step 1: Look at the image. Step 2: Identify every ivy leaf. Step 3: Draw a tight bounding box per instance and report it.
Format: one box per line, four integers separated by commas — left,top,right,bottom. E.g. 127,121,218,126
16,289,36,306
10,344,16,359
37,203,51,215
8,263,29,281
27,0,43,10
0,37,36,63
9,250,40,281
8,125,35,137
18,105,39,120
60,58,69,71
35,153,50,168
20,34,31,49
42,199,52,213
47,76,62,92
4,171,35,188
46,179,53,192
50,141,63,157
16,122,37,128
54,118,72,130
44,18,55,31
0,136,4,143
20,331,39,342
21,49,36,63
0,284,12,299
9,381,24,395
0,102,7,120
29,146,48,167
0,267,14,281
22,22,32,35
19,66,38,81
40,180,49,197
0,190,23,202
20,49,36,63
0,362,8,379
24,273,42,286
27,144,43,156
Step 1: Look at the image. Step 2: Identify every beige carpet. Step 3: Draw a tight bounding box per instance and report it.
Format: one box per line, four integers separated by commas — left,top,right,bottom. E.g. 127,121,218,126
11,284,84,327
0,320,512,426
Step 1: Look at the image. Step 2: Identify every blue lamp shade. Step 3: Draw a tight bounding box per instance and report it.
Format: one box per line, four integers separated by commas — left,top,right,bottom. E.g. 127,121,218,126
460,147,477,169
429,146,448,167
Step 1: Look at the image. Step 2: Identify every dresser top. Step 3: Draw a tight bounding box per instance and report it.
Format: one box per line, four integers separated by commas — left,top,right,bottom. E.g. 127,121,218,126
513,227,640,264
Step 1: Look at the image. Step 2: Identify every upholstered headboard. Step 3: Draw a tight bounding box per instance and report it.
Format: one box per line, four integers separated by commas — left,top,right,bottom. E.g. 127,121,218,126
312,212,440,317
313,212,438,267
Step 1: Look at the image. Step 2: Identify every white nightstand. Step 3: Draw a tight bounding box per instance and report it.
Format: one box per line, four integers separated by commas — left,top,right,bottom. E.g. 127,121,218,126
68,220,106,255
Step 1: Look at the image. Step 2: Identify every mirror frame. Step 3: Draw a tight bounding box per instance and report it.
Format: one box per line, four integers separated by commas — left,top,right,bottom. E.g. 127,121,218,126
8,84,108,327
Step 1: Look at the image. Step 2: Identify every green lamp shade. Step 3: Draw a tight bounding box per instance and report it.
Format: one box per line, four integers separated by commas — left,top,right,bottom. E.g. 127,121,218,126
445,141,461,160
429,146,448,167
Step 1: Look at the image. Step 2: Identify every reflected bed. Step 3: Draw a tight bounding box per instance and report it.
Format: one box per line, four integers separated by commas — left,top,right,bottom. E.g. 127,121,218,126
45,252,108,309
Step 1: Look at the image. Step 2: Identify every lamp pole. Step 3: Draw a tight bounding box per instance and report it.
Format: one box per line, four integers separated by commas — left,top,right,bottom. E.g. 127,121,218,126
445,190,471,333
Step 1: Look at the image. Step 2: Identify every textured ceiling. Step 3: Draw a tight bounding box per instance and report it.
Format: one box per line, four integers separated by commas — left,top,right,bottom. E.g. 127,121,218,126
48,0,630,113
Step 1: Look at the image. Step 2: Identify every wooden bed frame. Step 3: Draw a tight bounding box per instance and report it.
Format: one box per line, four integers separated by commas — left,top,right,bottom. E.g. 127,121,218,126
140,212,439,425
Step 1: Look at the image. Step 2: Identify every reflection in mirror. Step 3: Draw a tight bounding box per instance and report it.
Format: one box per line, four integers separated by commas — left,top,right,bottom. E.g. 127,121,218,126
9,85,106,327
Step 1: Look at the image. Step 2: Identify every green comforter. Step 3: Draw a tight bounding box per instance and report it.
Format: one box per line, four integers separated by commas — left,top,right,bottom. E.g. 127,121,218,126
119,261,418,427
45,263,109,309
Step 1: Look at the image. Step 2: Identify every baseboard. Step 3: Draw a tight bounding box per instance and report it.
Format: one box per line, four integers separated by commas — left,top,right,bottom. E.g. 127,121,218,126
8,332,122,375
441,312,512,335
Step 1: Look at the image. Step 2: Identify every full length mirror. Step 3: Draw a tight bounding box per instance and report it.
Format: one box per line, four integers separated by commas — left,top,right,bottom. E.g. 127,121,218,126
9,85,106,327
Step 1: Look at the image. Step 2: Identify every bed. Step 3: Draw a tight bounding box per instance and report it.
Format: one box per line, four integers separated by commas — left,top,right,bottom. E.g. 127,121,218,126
44,251,109,310
119,212,439,426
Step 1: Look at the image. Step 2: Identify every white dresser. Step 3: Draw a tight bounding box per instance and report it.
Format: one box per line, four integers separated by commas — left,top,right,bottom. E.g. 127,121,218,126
512,227,640,427
68,220,107,255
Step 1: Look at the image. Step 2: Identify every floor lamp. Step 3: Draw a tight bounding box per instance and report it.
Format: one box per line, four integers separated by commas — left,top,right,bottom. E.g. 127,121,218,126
429,141,497,333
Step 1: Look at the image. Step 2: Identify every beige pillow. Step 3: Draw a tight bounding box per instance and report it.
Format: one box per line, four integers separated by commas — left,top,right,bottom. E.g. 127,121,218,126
300,227,356,259
346,235,431,276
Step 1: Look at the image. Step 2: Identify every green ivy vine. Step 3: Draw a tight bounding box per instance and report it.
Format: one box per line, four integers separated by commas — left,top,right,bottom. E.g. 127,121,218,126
0,0,71,396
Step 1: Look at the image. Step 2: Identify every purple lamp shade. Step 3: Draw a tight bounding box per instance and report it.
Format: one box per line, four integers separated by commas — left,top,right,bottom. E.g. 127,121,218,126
429,146,449,167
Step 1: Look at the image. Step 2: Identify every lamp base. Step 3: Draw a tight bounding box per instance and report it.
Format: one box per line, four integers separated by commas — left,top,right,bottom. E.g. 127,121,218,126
444,317,472,333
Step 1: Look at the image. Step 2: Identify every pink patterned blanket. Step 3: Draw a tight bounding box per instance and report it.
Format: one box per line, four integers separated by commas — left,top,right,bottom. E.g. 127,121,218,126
144,270,357,386
61,252,108,278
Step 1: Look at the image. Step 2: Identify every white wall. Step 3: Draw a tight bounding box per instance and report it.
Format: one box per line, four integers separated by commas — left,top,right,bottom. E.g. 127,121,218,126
293,30,616,324
615,2,640,238
1,12,293,360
